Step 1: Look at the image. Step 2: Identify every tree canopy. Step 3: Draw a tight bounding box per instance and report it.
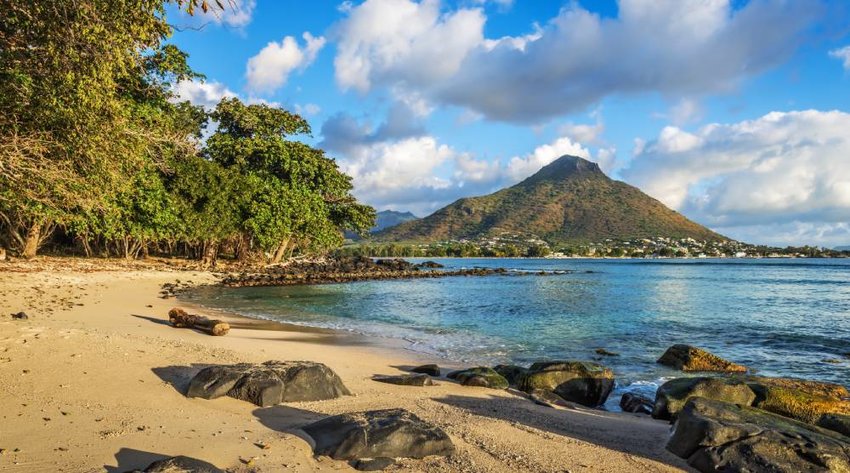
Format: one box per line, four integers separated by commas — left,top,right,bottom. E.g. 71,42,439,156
0,0,374,264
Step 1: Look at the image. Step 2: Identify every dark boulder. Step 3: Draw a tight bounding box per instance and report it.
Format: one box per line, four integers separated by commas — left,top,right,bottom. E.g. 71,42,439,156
653,377,756,421
819,414,850,438
667,397,850,472
372,374,433,387
492,364,528,386
302,408,454,460
186,361,350,407
620,392,654,414
518,361,614,407
415,261,444,269
657,344,747,373
10,312,28,320
594,348,619,357
411,364,440,377
446,367,509,389
139,455,224,473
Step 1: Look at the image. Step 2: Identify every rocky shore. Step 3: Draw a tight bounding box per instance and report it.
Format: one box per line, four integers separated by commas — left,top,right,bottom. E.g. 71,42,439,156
218,255,573,287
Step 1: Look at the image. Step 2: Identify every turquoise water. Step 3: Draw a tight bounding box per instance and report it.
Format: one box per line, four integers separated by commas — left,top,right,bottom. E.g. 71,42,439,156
185,258,850,409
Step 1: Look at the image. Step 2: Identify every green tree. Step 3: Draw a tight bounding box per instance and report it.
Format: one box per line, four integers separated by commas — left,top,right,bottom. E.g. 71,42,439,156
205,98,375,263
0,1,195,257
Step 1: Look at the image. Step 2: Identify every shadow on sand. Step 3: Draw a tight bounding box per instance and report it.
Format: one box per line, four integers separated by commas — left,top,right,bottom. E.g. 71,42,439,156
104,448,168,473
150,364,211,394
251,404,326,447
433,393,687,470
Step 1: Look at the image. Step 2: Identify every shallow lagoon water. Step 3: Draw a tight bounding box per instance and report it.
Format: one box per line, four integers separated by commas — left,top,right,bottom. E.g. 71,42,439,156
185,258,850,409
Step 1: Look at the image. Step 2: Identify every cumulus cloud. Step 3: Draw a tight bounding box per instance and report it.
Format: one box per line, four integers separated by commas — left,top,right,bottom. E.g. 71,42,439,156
333,0,818,123
172,79,237,109
830,45,850,70
246,32,326,94
333,0,485,93
622,110,850,246
321,109,610,214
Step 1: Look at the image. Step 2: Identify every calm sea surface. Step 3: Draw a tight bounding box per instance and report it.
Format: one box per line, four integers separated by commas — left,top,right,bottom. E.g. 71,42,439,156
185,258,850,409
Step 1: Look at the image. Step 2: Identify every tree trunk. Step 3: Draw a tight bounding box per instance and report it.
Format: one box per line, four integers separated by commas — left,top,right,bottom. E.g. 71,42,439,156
201,240,218,268
270,238,290,264
21,221,41,258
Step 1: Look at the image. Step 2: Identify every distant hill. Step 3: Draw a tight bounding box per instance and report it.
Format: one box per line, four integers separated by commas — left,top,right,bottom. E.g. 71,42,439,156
376,155,725,244
835,246,850,251
372,210,419,232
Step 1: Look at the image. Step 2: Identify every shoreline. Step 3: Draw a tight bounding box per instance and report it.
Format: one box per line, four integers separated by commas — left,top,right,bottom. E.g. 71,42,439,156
0,261,690,472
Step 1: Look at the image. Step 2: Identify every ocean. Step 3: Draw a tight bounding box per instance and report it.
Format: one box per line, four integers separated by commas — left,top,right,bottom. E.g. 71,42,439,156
184,258,850,410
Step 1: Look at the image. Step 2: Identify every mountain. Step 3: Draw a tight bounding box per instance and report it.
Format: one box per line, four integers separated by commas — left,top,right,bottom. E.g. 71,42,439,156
835,246,850,251
376,155,725,244
372,210,419,232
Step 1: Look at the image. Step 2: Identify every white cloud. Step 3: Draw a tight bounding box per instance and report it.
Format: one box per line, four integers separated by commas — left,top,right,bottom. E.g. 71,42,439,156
333,0,485,93
333,0,817,123
622,110,850,246
829,45,850,70
246,32,326,94
504,137,591,183
172,79,237,109
322,110,611,214
295,103,322,116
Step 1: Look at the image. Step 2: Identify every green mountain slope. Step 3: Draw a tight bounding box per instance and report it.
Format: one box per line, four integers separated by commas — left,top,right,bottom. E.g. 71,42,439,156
376,155,725,244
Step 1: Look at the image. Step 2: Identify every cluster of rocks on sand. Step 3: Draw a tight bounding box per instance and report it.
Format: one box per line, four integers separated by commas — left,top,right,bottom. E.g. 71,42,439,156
131,340,850,472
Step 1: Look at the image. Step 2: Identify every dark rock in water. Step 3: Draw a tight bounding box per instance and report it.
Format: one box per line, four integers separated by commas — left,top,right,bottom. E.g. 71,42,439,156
372,374,433,387
657,344,747,373
415,261,444,269
667,397,850,473
518,361,614,407
302,408,454,460
140,455,224,473
186,361,350,407
653,377,755,421
411,364,440,377
620,392,654,414
375,258,415,271
594,348,619,357
745,376,850,425
818,414,850,437
492,364,528,386
351,457,396,471
447,367,509,389
11,312,28,320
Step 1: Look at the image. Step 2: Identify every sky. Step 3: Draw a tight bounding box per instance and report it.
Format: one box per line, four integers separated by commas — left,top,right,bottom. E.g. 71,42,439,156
167,0,850,247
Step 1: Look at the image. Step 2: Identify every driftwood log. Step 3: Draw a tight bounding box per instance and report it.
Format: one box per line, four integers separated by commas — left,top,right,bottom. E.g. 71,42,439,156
168,308,230,336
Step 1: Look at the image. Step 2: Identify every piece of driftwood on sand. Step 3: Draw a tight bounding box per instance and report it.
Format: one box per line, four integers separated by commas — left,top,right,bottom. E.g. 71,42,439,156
168,307,230,336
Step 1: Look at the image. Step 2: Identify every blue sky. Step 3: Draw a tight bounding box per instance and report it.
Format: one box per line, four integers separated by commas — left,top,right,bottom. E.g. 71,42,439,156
168,0,850,247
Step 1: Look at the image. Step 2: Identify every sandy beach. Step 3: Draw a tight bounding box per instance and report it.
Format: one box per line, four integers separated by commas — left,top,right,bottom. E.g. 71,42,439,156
0,259,690,472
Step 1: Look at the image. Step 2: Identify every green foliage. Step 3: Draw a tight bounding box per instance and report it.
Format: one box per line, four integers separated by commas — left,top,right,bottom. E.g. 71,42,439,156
0,1,373,263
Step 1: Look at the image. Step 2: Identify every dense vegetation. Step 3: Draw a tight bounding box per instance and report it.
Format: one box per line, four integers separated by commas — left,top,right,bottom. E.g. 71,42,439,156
376,155,724,245
0,1,374,265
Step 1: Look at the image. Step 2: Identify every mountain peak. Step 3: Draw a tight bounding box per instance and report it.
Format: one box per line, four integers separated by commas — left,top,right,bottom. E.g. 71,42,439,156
520,155,603,186
376,153,725,244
